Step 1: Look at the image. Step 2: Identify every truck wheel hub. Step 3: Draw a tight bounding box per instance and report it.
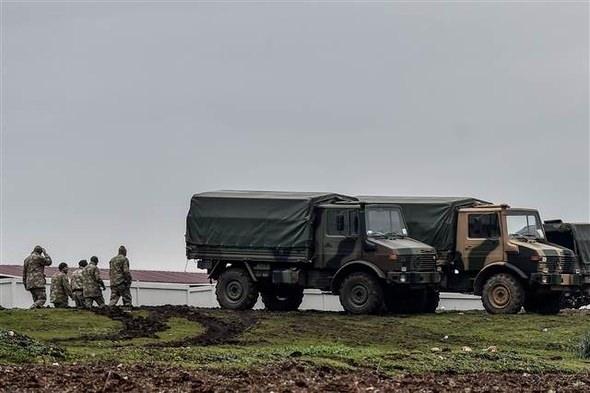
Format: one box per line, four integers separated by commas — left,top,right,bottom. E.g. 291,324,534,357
227,281,243,300
351,284,369,305
491,285,510,307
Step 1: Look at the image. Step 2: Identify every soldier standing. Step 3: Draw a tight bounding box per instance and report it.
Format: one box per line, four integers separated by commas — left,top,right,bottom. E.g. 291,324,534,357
109,246,133,306
83,256,106,308
70,259,88,308
50,262,72,308
22,245,52,308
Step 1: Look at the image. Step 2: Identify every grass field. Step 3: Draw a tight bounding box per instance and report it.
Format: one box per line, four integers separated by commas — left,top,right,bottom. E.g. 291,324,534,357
1,306,590,377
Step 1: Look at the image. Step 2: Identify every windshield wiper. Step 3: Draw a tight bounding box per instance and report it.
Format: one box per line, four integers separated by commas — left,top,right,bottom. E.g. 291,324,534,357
510,233,538,241
367,230,388,238
385,232,404,238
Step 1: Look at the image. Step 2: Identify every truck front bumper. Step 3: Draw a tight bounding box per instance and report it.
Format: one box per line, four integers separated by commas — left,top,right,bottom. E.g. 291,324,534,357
386,271,441,285
530,273,584,290
583,274,590,295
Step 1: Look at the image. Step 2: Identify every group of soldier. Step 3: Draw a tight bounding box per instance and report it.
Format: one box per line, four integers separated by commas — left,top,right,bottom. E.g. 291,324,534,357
22,245,133,309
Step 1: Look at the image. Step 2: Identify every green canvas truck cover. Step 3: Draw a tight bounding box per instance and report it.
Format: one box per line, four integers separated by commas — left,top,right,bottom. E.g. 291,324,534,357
357,196,487,252
544,221,590,264
186,191,356,262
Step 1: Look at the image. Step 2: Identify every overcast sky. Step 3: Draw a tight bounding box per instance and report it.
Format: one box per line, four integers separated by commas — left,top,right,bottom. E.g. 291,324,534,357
1,2,588,271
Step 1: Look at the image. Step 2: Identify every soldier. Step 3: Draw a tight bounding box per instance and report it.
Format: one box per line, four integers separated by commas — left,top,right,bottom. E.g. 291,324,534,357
22,245,52,308
70,259,88,308
109,246,133,306
50,262,72,308
83,256,106,308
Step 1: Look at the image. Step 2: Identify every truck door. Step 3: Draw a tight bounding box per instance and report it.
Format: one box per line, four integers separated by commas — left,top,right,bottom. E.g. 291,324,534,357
320,209,361,269
458,212,504,272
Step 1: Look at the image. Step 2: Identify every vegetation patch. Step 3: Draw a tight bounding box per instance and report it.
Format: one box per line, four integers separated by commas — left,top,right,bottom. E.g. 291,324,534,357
0,329,65,363
576,332,590,360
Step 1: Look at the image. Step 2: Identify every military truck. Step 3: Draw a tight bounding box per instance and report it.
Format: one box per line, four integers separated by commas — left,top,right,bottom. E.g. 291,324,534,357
357,197,585,314
186,191,440,314
543,220,590,308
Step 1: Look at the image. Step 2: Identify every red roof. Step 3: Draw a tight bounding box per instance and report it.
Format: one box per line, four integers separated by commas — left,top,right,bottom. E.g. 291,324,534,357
0,265,209,285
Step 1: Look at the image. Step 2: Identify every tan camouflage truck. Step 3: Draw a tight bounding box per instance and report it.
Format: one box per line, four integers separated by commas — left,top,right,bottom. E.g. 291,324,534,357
543,220,590,308
358,197,585,314
186,191,441,314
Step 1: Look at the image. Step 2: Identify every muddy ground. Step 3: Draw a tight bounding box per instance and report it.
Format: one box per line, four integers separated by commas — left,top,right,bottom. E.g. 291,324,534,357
3,305,590,392
1,362,589,392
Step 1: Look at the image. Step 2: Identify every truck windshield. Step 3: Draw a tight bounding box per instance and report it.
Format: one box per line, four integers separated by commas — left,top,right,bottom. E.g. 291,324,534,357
506,212,545,240
365,207,407,237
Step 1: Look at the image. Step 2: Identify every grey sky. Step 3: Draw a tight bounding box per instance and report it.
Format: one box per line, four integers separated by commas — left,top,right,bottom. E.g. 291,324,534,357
1,2,588,271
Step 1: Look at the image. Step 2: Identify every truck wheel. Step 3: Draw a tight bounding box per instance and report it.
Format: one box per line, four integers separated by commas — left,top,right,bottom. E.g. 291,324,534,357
481,273,524,314
523,295,540,313
261,286,304,311
422,288,440,313
216,268,259,310
535,293,563,315
339,272,384,314
384,288,425,314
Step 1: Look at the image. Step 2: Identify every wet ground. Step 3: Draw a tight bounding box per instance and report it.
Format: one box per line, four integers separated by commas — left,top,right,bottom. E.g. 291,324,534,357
75,305,259,346
1,361,589,392
3,305,590,392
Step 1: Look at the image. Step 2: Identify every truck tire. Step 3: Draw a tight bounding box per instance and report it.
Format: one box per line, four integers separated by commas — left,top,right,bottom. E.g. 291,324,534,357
481,273,524,314
339,272,384,314
535,293,562,315
523,295,540,313
423,288,440,313
215,268,259,310
261,286,304,311
384,288,425,314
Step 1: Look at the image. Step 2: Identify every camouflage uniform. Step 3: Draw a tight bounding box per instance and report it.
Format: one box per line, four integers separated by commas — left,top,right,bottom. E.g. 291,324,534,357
70,267,86,308
83,259,105,308
109,252,133,306
22,247,52,308
50,270,72,308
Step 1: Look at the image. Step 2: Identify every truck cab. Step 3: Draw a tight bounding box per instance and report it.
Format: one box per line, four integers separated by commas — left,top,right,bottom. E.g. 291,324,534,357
317,201,440,313
543,220,590,308
452,204,581,314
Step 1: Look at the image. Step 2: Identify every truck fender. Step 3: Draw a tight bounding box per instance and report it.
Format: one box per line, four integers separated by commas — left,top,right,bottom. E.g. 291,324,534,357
473,262,528,296
331,261,386,294
209,261,258,282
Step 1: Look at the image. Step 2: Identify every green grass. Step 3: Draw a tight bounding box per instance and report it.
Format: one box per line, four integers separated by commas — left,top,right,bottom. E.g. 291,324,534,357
0,309,120,341
1,308,590,375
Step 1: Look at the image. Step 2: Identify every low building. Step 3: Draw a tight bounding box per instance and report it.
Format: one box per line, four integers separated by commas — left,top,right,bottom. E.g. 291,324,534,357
0,265,482,310
0,265,212,308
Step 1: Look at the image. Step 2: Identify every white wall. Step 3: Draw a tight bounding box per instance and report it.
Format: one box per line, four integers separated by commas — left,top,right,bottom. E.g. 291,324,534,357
0,277,483,311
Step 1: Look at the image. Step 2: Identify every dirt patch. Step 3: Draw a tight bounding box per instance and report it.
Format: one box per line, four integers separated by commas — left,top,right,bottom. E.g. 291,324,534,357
91,307,170,339
1,361,589,392
143,306,258,347
59,305,259,346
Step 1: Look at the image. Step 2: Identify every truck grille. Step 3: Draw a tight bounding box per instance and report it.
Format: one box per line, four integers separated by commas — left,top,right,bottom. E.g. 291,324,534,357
546,255,577,274
413,254,436,272
561,255,577,273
